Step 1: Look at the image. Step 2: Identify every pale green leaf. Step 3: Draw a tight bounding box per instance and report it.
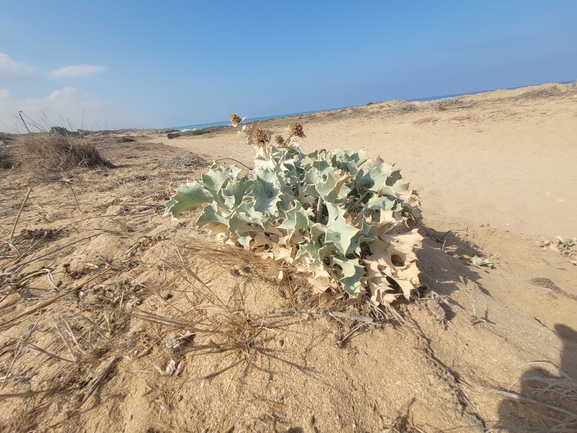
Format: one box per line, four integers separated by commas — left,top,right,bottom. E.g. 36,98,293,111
201,165,232,198
237,232,252,248
250,178,281,216
331,148,367,174
355,158,393,192
332,257,365,295
367,196,396,211
196,203,229,228
222,179,252,209
228,211,264,234
279,202,310,235
165,180,211,218
324,203,360,253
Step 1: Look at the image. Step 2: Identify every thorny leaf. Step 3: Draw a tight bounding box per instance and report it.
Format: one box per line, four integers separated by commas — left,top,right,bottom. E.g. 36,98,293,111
250,178,281,216
165,180,212,218
324,203,360,254
279,202,309,236
332,257,366,295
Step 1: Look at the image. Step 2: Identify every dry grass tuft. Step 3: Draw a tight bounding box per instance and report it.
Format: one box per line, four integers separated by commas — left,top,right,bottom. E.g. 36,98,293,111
515,82,577,100
515,86,564,100
13,133,113,172
426,97,466,111
390,102,419,115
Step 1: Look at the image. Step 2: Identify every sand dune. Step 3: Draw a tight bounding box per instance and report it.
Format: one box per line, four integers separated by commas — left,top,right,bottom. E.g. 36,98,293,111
1,82,576,432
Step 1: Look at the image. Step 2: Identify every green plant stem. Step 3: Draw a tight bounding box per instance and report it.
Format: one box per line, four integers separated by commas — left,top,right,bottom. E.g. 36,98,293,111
215,158,252,170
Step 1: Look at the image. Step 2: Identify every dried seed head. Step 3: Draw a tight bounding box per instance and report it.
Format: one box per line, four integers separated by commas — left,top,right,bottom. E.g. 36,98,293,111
274,135,285,146
288,122,305,138
230,113,244,127
253,128,270,145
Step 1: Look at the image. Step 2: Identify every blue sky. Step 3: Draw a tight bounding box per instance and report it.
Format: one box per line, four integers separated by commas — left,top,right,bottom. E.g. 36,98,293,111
1,1,576,132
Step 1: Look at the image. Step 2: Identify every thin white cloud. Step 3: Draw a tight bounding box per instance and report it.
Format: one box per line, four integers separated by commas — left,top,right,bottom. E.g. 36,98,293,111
37,86,80,105
50,64,108,78
0,53,36,81
0,86,107,132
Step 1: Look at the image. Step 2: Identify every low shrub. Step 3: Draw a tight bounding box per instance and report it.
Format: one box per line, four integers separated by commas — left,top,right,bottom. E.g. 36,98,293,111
115,136,135,143
515,86,563,100
0,156,13,169
165,115,423,305
0,133,15,169
13,132,113,172
390,102,419,114
427,97,465,110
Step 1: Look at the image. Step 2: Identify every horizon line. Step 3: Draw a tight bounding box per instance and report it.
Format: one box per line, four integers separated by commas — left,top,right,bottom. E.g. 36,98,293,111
171,79,576,131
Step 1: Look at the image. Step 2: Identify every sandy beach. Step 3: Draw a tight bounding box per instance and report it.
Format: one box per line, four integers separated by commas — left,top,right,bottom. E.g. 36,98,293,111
1,82,576,432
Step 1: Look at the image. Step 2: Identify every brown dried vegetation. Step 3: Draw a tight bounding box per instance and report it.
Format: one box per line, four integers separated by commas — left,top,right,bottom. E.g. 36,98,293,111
288,122,305,139
13,133,113,173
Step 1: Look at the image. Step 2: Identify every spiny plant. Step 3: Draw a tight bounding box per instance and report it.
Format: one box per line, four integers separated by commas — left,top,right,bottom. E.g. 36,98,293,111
165,115,423,304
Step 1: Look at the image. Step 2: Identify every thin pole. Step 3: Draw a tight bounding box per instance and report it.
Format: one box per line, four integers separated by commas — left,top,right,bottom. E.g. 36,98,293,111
18,111,31,134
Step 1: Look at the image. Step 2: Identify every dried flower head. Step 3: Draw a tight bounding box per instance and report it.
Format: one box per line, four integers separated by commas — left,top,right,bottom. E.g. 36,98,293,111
288,122,305,138
274,135,285,146
230,113,245,127
253,128,270,145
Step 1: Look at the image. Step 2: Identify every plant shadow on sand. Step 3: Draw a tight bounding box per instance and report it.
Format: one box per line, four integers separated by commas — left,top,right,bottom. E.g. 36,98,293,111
416,225,491,320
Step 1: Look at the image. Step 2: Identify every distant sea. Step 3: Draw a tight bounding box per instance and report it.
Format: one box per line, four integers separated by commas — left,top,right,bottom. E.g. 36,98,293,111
173,110,322,132
172,80,575,132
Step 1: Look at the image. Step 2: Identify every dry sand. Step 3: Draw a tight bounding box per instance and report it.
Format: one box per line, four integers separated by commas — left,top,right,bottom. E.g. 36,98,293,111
1,82,576,432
